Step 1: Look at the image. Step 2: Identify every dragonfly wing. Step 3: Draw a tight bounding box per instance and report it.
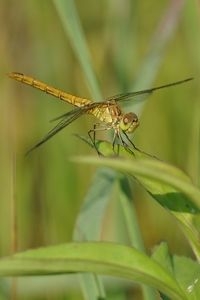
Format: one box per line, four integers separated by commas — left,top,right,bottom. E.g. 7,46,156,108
107,77,193,103
26,101,109,155
26,107,86,155
50,102,102,122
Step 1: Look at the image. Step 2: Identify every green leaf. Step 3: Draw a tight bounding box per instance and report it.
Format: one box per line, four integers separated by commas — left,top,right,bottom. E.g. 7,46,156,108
74,144,200,213
173,256,200,300
152,242,173,274
73,139,158,299
152,243,200,300
73,168,116,300
0,242,188,300
73,144,200,258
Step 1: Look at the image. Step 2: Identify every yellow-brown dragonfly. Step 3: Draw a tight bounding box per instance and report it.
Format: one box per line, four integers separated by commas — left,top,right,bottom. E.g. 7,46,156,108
8,72,192,155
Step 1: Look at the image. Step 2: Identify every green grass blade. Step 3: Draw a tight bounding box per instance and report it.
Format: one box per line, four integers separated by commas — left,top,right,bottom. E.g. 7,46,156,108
152,242,200,299
0,242,188,300
130,1,187,91
74,148,200,258
73,168,117,240
52,0,102,99
118,177,158,300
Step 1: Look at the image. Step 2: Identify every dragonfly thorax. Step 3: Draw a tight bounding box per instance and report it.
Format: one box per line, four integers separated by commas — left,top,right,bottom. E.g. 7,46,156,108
119,112,139,134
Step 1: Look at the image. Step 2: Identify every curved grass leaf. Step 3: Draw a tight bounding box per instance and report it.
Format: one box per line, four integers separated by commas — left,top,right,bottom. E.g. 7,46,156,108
0,242,188,300
75,140,200,213
73,140,200,259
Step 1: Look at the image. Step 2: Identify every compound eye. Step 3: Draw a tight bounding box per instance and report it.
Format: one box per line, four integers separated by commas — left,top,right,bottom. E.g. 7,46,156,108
123,113,137,124
120,112,139,133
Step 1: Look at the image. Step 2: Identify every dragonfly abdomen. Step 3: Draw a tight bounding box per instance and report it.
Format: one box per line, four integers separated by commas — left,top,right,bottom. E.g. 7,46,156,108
8,72,92,108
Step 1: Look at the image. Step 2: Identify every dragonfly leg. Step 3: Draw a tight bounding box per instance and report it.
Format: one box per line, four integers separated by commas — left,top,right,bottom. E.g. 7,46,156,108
123,132,159,159
118,132,135,156
112,132,120,155
88,123,104,155
89,123,118,156
113,131,134,156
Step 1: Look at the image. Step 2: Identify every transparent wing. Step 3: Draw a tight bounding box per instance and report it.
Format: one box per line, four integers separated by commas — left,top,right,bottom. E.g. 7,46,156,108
26,101,116,155
106,77,193,103
49,101,110,122
50,106,86,122
26,106,91,155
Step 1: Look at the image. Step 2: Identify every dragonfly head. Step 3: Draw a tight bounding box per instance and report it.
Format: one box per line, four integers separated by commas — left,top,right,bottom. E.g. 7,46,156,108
120,112,139,133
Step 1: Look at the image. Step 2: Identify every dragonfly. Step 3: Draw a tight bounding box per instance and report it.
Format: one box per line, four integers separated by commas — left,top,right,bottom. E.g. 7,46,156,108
8,72,193,155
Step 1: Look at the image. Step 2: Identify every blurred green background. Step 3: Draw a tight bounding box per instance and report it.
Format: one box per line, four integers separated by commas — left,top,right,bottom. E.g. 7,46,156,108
0,0,200,299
